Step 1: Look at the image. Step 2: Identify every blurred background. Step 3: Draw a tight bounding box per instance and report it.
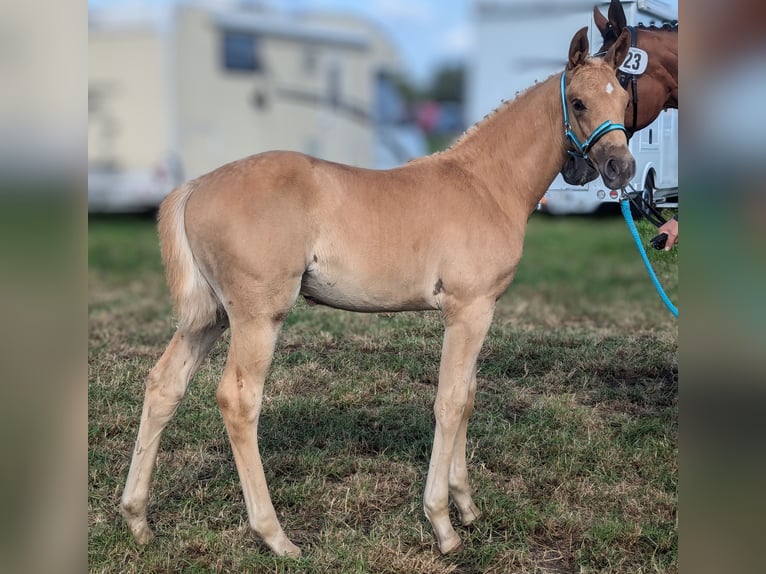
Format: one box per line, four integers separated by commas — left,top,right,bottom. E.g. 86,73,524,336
87,0,468,212
87,0,678,215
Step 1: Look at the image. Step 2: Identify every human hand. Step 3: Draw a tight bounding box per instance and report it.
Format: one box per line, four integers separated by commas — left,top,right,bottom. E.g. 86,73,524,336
657,217,678,251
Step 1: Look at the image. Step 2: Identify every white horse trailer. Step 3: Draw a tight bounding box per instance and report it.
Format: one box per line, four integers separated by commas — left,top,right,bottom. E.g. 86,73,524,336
631,107,678,208
88,5,423,213
469,0,678,214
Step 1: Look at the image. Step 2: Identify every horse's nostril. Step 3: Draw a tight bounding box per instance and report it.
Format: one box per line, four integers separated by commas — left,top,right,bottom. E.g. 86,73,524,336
605,158,620,179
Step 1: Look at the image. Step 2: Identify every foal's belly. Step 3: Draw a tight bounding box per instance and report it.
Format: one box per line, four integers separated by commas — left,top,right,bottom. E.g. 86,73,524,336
299,259,439,313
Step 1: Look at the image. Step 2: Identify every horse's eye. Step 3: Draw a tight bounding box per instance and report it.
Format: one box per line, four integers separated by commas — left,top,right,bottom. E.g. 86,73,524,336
572,99,586,112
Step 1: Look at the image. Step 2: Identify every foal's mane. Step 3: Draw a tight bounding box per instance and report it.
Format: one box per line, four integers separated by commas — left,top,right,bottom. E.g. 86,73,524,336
409,68,560,163
414,94,520,161
412,56,606,163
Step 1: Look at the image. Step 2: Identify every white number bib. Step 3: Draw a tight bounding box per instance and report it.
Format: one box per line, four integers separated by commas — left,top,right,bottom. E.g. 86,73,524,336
619,47,648,75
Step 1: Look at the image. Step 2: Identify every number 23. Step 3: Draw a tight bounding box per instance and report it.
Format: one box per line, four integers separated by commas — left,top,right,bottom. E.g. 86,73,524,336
624,51,642,71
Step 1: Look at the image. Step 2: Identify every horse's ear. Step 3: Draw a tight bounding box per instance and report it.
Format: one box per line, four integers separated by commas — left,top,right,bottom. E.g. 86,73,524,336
568,27,589,70
608,0,627,32
594,6,608,35
604,28,630,69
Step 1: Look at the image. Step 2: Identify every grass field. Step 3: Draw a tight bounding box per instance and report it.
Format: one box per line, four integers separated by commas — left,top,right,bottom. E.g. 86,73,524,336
88,211,677,573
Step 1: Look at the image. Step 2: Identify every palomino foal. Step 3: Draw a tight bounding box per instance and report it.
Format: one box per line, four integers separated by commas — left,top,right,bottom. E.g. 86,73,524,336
121,28,634,556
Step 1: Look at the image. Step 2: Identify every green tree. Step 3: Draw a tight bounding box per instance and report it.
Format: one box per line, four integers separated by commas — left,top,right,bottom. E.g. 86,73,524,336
429,65,464,102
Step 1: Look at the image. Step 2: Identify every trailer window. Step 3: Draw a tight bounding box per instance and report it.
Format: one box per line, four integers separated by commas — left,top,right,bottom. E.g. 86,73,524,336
223,32,262,72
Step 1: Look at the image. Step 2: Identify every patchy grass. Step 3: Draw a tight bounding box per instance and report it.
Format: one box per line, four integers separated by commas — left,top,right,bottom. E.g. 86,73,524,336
89,212,677,573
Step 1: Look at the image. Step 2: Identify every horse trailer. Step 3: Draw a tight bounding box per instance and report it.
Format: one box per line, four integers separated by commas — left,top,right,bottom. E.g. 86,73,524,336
88,4,424,212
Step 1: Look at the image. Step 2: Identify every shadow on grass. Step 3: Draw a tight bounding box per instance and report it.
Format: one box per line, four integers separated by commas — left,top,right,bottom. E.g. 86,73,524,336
259,397,435,466
479,331,677,414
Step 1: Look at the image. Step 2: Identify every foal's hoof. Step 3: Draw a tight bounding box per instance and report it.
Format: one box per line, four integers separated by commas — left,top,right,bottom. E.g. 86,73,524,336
134,526,155,545
270,538,301,558
282,543,302,558
439,536,464,555
121,507,155,545
460,506,482,527
126,520,155,545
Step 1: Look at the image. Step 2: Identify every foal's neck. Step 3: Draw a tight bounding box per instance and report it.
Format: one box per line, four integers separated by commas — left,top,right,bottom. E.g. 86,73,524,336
437,74,567,216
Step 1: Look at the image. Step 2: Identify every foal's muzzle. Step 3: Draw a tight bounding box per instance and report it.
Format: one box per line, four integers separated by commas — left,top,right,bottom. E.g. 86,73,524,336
591,144,636,190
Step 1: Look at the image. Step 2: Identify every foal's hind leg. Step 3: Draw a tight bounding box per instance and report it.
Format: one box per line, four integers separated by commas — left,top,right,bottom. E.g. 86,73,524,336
121,319,226,543
216,310,300,557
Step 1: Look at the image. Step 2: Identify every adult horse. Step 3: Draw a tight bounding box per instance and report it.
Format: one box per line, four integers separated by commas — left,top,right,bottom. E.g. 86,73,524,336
120,28,634,556
596,0,678,134
562,0,678,185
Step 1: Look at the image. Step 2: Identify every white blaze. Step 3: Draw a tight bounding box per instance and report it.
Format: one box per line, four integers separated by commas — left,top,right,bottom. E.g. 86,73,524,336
606,82,614,94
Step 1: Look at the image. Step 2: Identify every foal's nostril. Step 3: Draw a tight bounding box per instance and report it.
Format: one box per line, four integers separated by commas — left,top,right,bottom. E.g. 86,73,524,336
605,158,620,180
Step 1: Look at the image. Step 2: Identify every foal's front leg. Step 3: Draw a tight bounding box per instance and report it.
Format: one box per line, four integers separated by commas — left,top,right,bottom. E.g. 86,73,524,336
423,299,494,554
449,368,481,526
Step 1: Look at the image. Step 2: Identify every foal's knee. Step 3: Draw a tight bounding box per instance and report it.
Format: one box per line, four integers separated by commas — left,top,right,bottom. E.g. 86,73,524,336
433,395,466,426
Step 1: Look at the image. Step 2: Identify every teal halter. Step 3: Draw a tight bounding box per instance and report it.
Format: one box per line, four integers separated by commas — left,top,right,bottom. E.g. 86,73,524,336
560,71,627,160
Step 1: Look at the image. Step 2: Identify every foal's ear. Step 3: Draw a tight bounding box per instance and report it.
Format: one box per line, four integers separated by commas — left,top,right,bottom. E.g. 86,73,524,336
568,27,589,70
604,28,630,70
593,5,608,36
608,0,627,32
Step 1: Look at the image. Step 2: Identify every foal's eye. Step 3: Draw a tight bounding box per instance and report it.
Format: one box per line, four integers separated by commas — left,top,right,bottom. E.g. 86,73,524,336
571,99,587,112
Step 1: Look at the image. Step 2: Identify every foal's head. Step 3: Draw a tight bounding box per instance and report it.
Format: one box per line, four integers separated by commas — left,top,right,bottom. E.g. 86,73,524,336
563,27,635,190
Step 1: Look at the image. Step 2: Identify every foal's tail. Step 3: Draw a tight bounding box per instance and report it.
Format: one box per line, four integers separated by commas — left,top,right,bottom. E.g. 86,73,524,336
157,181,221,332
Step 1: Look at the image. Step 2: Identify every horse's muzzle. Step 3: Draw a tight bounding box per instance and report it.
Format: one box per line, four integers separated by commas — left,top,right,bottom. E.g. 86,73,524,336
593,145,635,190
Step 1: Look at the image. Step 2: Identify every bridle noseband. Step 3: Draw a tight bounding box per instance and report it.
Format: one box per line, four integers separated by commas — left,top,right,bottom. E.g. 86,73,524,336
560,70,627,160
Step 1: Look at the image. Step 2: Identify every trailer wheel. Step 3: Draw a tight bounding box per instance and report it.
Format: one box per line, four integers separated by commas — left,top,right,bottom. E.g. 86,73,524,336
627,172,656,221
642,171,656,209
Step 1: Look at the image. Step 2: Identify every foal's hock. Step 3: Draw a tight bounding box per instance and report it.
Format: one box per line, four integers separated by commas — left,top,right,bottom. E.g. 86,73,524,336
121,27,634,556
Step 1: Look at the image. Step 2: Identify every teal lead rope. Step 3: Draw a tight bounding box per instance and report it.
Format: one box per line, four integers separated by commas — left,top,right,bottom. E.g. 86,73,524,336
620,198,679,318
